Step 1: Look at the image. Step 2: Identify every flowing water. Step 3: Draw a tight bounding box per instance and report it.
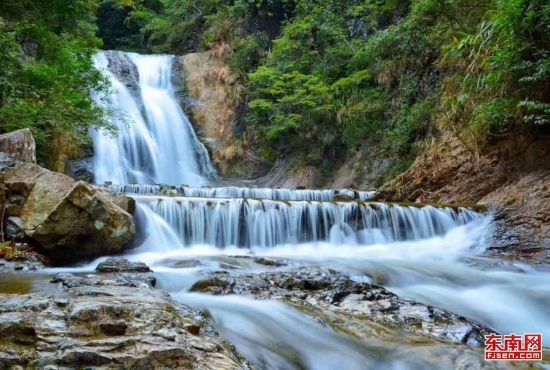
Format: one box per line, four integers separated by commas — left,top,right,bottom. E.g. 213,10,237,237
73,51,550,368
92,51,216,186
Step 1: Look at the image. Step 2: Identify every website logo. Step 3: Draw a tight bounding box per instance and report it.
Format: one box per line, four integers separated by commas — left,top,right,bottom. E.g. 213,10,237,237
485,333,542,361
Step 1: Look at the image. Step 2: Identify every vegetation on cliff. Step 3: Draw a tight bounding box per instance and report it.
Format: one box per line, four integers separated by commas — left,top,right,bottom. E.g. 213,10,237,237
111,0,549,179
0,0,548,178
0,0,110,163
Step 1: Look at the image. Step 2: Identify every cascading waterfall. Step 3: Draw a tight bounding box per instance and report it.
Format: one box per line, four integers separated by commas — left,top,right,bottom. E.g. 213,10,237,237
92,51,216,186
108,184,375,201
134,195,480,249
88,50,549,367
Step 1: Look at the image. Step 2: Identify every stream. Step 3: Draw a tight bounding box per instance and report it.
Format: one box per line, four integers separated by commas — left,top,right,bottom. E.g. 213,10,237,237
25,50,548,369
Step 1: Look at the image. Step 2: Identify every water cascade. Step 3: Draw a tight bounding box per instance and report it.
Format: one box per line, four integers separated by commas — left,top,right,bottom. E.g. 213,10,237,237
135,195,480,249
107,184,376,201
87,51,550,367
92,51,216,186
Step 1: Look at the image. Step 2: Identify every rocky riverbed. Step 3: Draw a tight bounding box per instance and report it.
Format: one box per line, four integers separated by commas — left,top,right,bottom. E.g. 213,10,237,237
0,261,249,369
188,264,490,346
1,248,549,369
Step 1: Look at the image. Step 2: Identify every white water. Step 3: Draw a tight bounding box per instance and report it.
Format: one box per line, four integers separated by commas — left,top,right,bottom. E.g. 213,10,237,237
92,51,215,186
107,184,376,201
85,51,549,368
134,195,480,248
52,219,550,363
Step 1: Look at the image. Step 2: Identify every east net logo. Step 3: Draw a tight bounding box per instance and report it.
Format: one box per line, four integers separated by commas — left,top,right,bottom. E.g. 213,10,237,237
485,333,543,361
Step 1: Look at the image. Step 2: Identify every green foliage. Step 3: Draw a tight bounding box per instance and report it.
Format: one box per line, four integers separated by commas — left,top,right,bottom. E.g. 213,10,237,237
0,0,109,163
246,0,442,164
121,0,550,171
442,0,550,143
228,33,270,74
97,0,160,52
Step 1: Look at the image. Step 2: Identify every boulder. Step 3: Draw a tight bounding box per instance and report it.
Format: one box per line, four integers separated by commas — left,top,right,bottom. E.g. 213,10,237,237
103,190,136,215
0,272,246,369
96,257,150,273
69,157,94,183
0,129,36,163
2,162,135,263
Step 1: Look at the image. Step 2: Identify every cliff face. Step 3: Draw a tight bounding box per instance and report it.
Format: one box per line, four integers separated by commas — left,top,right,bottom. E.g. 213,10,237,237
174,51,268,180
375,131,550,262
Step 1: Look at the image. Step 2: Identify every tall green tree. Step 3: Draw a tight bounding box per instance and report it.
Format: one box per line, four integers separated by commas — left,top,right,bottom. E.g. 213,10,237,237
0,0,108,162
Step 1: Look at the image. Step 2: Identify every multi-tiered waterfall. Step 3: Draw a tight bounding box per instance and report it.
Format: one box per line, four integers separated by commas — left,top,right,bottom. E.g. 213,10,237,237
90,51,550,368
92,50,482,251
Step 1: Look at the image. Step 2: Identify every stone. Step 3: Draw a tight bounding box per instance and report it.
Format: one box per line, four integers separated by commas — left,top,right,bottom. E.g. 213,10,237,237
69,157,94,183
0,129,36,163
5,194,25,216
333,193,353,202
2,162,135,264
4,217,25,239
185,324,201,336
99,321,128,336
192,268,490,347
96,258,151,273
0,152,16,171
254,257,287,267
190,277,230,294
0,273,246,369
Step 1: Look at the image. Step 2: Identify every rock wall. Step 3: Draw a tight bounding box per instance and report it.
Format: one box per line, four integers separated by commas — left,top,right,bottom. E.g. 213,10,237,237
47,131,89,176
174,51,268,179
375,132,550,262
0,129,36,164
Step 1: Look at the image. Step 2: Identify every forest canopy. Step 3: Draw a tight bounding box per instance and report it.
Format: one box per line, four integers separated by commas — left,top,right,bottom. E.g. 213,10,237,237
110,0,550,174
0,0,109,162
0,0,548,173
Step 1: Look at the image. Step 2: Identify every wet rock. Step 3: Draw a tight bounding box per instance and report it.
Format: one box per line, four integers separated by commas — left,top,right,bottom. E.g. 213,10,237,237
254,257,287,267
331,290,351,304
0,152,16,171
103,51,141,98
99,321,128,336
2,162,135,264
0,129,36,163
4,217,25,239
51,271,156,290
69,157,94,183
190,276,230,294
0,272,247,369
96,257,151,273
333,193,353,202
194,268,490,347
186,324,201,336
160,188,179,196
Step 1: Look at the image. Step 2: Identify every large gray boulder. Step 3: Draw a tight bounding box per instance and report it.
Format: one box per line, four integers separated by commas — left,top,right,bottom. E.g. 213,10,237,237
0,272,246,369
2,162,135,263
0,128,36,163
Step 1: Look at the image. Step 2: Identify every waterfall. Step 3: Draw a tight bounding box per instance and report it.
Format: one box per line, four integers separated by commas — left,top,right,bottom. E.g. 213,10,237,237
91,51,216,186
83,51,550,366
90,50,483,252
134,195,481,249
107,184,375,201
89,50,488,258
